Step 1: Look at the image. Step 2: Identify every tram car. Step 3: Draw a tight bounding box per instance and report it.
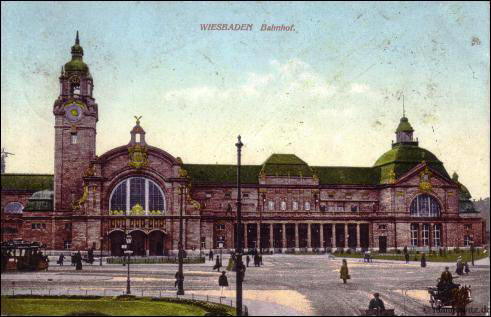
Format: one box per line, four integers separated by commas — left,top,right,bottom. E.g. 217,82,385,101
1,239,49,271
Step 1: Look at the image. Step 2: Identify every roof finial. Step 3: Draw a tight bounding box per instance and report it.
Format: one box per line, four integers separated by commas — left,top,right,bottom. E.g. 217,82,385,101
75,31,79,45
402,94,405,118
134,115,142,125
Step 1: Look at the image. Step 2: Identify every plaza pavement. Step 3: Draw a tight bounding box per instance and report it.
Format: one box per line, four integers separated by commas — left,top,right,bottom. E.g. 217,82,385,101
1,254,490,316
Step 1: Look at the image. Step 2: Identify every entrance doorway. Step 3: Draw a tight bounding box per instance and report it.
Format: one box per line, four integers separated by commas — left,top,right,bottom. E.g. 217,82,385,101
109,230,125,256
130,230,147,256
149,230,165,256
379,236,387,253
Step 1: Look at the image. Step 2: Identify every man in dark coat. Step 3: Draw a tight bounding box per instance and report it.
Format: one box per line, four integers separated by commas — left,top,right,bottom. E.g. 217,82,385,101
368,293,385,311
213,255,221,271
404,251,410,264
420,253,427,268
57,254,65,266
259,255,263,266
219,271,229,297
440,266,453,283
209,250,214,261
75,251,83,270
246,255,250,267
87,248,94,264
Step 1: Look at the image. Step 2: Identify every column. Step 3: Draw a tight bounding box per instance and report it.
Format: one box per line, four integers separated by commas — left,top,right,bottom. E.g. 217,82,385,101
332,223,336,248
282,223,286,250
356,223,361,251
295,223,299,250
307,223,312,250
244,222,248,251
320,224,324,251
257,223,261,250
344,223,348,249
269,223,274,250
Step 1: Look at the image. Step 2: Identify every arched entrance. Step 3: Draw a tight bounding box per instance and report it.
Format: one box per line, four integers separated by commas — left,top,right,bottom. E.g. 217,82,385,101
109,230,125,256
129,230,147,256
149,230,166,256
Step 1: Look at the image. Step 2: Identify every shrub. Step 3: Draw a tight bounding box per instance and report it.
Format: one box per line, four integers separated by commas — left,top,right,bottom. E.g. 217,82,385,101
346,249,352,254
396,249,401,254
115,294,136,301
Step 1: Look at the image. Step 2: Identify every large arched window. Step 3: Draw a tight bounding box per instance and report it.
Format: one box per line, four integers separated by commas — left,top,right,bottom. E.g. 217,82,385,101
410,194,441,217
110,177,166,214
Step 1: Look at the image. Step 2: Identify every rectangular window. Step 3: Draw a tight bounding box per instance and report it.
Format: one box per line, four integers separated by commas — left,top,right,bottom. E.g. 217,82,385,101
36,223,42,229
433,224,441,247
201,237,206,249
205,192,213,198
378,224,387,230
337,204,344,212
32,223,36,229
351,205,358,212
216,224,225,230
70,133,78,144
410,224,419,247
64,240,72,250
422,224,430,246
320,204,326,212
345,193,352,200
224,192,231,199
328,193,335,199
243,193,249,198
268,201,275,211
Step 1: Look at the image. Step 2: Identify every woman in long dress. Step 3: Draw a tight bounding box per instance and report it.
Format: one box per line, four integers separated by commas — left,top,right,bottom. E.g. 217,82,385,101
340,259,350,284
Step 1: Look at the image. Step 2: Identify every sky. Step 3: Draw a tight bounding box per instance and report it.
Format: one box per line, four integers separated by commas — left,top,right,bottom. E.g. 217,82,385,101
1,2,489,199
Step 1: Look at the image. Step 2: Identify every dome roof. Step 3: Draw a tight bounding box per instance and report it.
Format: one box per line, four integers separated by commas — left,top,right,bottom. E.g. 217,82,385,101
64,58,89,72
395,117,414,133
374,144,450,182
24,190,53,211
374,144,440,167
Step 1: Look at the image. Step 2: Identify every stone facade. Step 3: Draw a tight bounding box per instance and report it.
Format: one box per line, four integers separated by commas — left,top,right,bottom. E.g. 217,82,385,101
0,34,486,255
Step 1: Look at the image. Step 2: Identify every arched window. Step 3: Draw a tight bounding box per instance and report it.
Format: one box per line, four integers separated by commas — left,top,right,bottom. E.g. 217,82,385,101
280,201,287,211
410,194,441,217
110,177,165,214
268,201,275,211
4,202,24,214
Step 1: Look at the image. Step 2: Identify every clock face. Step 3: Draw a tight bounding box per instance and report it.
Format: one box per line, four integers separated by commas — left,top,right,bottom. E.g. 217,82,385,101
64,101,85,122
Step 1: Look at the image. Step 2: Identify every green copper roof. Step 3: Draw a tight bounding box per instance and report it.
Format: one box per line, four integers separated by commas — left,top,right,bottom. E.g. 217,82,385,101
1,174,54,191
64,58,89,72
312,166,380,185
374,144,441,167
183,164,262,184
261,154,313,177
395,117,414,133
24,190,54,211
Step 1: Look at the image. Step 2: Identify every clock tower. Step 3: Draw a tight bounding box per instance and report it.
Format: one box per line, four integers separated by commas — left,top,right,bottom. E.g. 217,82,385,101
53,32,98,211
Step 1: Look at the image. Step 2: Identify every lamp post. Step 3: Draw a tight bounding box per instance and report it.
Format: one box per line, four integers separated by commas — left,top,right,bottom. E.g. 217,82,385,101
218,242,223,266
125,234,133,295
470,236,475,266
99,236,103,266
235,135,244,316
177,186,185,295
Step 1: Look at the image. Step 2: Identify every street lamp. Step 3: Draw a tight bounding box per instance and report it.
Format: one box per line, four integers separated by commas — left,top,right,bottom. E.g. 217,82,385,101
177,186,185,295
125,234,133,295
470,236,475,266
99,236,103,266
235,135,244,316
218,242,224,267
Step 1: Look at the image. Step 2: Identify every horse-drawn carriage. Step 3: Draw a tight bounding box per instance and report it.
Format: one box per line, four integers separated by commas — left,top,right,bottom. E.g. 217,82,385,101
428,278,472,315
1,239,49,272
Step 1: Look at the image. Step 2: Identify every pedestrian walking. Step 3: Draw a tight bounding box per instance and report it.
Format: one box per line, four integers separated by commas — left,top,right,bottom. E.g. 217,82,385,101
75,251,83,270
218,271,229,298
57,253,65,266
340,259,350,284
246,255,250,267
209,249,214,261
213,255,221,272
259,254,263,266
420,253,427,268
464,261,470,274
456,256,463,275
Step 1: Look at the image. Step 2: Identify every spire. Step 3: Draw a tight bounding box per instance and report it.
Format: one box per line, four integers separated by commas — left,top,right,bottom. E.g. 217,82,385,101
75,31,80,45
402,94,405,118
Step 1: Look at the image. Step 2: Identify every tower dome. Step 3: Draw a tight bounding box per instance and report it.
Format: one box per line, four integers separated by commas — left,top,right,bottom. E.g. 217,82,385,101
64,31,89,73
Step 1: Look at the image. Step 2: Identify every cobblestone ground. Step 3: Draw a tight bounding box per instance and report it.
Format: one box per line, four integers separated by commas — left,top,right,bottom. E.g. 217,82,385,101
1,254,489,316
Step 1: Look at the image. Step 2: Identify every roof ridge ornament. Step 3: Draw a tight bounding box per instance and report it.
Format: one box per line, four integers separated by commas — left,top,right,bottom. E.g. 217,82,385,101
134,115,142,125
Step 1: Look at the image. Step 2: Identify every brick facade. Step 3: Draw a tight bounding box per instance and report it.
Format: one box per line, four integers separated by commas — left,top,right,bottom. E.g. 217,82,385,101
1,34,485,255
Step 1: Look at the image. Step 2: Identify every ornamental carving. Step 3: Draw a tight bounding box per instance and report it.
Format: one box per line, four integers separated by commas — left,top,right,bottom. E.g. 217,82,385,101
73,184,89,210
128,144,148,169
419,166,433,192
130,203,145,215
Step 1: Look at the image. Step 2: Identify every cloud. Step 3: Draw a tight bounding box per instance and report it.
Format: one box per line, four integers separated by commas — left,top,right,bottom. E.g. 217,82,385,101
350,83,370,94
